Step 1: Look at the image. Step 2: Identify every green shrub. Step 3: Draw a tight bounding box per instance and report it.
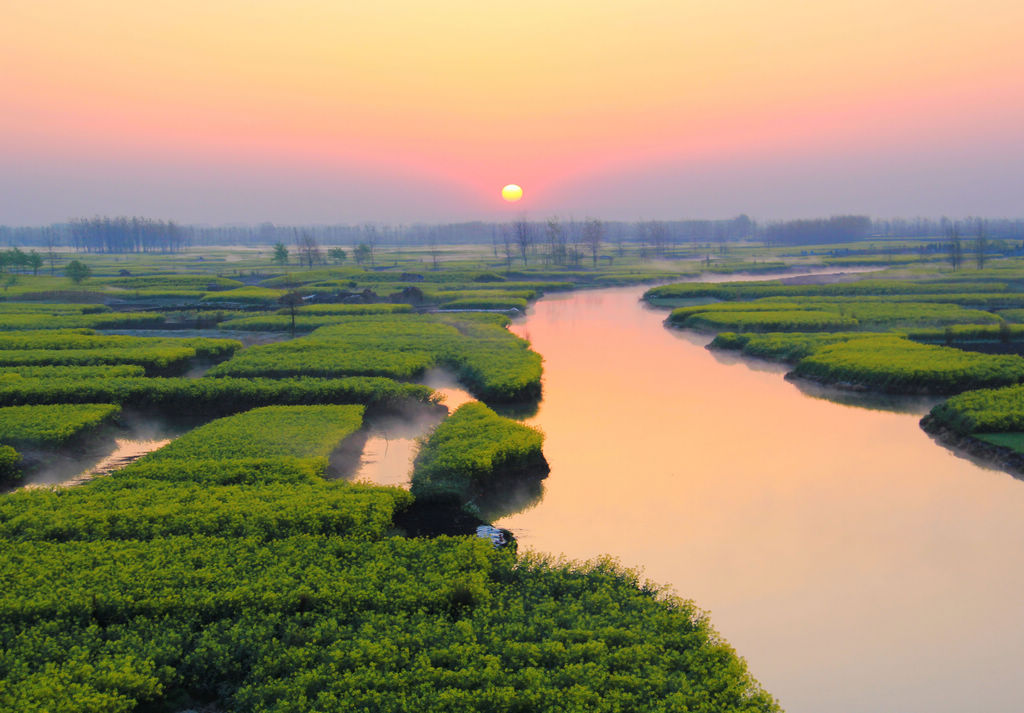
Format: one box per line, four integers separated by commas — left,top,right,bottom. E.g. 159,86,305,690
792,337,1024,393
0,480,409,542
0,445,21,484
0,375,431,413
143,404,364,464
412,402,546,502
0,403,120,448
928,385,1024,434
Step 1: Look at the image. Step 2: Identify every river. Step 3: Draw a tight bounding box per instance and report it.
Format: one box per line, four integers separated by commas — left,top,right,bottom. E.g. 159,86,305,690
491,284,1024,713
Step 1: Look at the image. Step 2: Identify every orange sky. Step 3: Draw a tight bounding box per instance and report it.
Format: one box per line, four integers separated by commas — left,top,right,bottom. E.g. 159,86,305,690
2,0,1022,222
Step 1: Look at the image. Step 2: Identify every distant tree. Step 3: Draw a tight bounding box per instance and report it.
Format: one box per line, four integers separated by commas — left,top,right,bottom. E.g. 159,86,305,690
582,218,604,267
272,242,289,266
427,232,441,270
328,247,347,264
45,229,58,275
361,225,378,266
975,219,988,270
947,223,963,271
353,243,372,266
64,260,91,284
297,232,322,269
513,218,533,266
278,290,304,337
546,217,566,266
27,251,42,276
500,227,514,270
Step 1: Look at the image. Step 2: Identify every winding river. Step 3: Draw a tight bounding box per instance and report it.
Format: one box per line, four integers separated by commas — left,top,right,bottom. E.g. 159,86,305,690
492,284,1024,713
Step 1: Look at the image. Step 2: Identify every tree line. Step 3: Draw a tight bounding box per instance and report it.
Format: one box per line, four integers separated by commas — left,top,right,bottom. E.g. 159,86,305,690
69,217,188,253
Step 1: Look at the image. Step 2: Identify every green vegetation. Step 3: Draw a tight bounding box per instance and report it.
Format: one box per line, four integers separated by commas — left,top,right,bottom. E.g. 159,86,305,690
0,480,409,542
792,337,1024,393
0,445,21,485
0,375,432,413
709,332,891,363
412,402,547,503
212,312,542,402
143,405,364,470
0,403,120,448
927,385,1024,435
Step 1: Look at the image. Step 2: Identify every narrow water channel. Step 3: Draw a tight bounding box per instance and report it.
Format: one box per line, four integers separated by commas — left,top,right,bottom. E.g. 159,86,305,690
494,285,1024,713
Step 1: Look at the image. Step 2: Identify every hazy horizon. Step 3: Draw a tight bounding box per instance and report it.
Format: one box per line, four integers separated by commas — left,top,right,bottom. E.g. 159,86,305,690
3,0,1022,225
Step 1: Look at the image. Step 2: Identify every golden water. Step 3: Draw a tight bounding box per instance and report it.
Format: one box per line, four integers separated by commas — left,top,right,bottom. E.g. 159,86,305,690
495,285,1024,713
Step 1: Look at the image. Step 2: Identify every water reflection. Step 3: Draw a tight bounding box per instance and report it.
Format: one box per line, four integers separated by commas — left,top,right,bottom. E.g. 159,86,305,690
350,369,475,487
500,284,1024,713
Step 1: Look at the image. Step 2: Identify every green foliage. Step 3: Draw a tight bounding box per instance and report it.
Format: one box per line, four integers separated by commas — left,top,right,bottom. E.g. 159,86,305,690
0,375,432,413
792,337,1024,394
412,402,546,502
0,346,197,372
0,535,778,713
144,405,363,464
102,275,244,290
0,481,409,542
672,308,858,332
213,313,542,402
201,287,285,304
293,303,413,315
646,279,1008,302
439,296,529,311
63,260,91,284
669,300,1000,332
0,312,166,331
709,332,891,363
928,385,1024,434
0,365,145,378
0,444,21,484
0,404,120,448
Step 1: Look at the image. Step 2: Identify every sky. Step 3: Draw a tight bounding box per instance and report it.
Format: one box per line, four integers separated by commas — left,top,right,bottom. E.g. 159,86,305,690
1,0,1022,225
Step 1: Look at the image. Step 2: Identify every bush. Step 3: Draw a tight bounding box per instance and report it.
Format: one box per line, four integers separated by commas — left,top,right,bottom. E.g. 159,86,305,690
0,445,21,484
791,337,1024,394
412,402,547,502
0,403,120,448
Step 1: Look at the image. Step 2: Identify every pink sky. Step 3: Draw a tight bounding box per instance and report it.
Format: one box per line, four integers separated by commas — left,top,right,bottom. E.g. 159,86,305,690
2,0,1022,224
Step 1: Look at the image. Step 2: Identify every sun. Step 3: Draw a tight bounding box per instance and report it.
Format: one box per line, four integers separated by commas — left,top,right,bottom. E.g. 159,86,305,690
501,184,523,202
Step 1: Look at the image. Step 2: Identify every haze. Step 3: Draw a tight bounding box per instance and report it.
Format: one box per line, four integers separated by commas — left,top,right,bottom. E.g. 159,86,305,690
2,0,1022,224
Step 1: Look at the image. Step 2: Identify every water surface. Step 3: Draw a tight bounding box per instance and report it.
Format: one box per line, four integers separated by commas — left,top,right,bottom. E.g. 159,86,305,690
496,285,1024,713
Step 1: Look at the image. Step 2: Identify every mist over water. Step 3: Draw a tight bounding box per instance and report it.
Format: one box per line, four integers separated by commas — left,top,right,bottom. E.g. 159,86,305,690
493,285,1024,713
350,369,475,487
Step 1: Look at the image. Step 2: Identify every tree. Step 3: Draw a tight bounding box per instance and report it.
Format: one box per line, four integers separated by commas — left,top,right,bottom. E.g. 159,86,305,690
947,223,963,271
64,260,91,284
297,232,322,268
546,217,566,266
328,247,347,264
272,242,289,266
27,251,43,276
582,218,604,267
513,218,533,266
278,290,304,337
354,243,372,266
975,219,988,270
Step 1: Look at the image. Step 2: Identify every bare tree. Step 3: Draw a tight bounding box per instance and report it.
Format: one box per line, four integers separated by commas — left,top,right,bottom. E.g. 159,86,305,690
513,218,533,266
582,217,604,267
975,218,988,270
427,229,441,270
546,217,566,266
298,232,322,268
361,224,378,266
947,222,963,271
500,226,514,270
649,221,668,257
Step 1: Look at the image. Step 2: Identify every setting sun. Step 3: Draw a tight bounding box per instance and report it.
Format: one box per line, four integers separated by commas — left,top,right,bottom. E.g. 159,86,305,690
501,184,523,202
